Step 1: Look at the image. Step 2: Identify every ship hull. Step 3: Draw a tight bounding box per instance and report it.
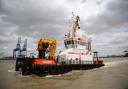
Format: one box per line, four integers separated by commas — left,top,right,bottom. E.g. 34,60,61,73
15,58,104,76
32,63,104,76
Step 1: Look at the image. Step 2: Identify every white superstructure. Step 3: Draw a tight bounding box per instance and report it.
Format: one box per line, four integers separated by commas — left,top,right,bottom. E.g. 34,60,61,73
58,14,94,64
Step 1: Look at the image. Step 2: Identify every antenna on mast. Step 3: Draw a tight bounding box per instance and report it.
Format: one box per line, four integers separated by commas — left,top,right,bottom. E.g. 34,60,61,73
72,12,75,25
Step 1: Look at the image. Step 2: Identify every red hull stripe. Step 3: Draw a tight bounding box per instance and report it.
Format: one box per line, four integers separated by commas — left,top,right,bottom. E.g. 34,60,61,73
33,59,56,65
64,38,80,40
67,52,81,54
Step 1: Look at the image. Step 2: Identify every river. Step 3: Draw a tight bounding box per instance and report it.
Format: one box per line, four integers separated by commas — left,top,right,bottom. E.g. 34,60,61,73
0,57,128,89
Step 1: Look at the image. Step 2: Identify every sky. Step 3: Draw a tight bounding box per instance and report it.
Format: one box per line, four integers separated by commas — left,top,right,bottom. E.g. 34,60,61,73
0,0,128,57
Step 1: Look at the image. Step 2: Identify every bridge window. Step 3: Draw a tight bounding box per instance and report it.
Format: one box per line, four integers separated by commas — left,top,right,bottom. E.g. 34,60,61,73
72,40,74,44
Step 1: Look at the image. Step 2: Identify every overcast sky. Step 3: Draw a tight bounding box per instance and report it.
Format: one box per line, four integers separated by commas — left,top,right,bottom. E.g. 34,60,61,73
0,0,128,57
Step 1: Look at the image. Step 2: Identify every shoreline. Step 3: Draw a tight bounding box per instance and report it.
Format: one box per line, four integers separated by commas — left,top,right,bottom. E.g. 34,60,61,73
0,56,127,60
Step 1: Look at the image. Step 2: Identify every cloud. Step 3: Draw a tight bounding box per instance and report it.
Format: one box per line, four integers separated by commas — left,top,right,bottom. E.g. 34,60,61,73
84,0,128,33
0,0,70,56
0,0,128,56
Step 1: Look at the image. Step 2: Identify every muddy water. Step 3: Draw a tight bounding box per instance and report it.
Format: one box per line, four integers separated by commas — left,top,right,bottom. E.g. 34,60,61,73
0,57,128,89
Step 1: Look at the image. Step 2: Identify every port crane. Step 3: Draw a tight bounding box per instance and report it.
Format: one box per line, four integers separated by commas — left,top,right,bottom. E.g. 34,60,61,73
21,39,27,57
13,37,27,58
13,37,21,58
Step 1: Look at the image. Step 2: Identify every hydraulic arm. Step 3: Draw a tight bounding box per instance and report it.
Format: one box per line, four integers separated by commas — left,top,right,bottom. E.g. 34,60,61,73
37,38,56,59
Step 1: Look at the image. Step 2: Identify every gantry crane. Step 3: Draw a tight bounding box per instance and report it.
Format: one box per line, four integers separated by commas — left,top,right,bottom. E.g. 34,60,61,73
13,37,27,58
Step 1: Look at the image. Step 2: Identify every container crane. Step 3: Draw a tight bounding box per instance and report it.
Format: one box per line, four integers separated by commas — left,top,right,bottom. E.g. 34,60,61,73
13,37,21,58
21,39,27,58
13,37,27,58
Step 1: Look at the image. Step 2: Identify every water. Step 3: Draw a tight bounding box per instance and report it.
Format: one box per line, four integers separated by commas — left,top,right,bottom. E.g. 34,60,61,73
0,57,128,89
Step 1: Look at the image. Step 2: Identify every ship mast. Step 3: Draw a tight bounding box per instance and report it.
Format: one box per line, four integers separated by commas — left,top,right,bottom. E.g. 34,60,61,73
64,13,80,49
71,12,80,38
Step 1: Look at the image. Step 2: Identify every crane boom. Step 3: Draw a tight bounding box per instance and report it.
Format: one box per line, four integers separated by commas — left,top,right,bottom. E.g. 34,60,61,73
72,16,80,33
37,38,56,59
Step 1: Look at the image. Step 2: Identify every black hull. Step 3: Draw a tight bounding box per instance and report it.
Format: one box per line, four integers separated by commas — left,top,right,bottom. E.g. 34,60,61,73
33,64,104,76
15,58,104,76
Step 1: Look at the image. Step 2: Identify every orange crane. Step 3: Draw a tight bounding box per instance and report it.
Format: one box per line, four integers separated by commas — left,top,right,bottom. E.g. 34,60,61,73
33,38,57,65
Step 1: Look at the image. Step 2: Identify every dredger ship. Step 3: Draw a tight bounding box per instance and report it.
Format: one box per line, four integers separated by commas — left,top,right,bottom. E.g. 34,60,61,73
14,14,104,76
